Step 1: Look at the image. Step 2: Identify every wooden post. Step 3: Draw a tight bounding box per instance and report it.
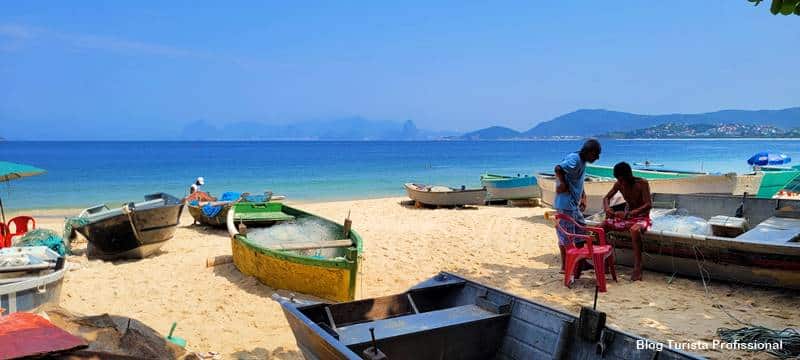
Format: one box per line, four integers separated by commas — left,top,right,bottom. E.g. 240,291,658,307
343,210,352,238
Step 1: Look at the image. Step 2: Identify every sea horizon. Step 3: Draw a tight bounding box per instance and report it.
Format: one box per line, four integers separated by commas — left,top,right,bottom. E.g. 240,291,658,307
2,139,799,211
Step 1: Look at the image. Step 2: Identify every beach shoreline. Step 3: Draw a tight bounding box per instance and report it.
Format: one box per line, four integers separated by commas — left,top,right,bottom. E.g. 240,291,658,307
21,196,799,359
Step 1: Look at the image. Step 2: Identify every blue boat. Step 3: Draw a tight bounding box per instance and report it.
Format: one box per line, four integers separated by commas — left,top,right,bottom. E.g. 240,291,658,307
480,173,540,201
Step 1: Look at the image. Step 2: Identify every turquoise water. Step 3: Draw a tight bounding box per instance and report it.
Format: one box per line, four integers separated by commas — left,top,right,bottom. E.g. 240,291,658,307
1,140,799,210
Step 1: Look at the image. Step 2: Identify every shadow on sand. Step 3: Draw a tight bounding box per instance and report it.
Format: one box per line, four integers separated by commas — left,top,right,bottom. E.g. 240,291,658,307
230,346,303,360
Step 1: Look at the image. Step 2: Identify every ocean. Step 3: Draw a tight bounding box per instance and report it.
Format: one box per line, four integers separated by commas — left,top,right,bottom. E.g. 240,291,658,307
1,139,799,210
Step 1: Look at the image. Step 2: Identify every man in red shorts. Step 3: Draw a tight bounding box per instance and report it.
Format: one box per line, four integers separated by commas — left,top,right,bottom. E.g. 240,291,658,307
602,162,651,281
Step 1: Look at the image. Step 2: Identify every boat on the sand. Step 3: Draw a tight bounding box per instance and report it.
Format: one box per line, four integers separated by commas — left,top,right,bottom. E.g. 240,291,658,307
187,191,284,227
227,202,362,302
480,173,540,201
0,246,66,315
67,193,183,260
586,193,800,290
275,272,702,360
404,183,487,207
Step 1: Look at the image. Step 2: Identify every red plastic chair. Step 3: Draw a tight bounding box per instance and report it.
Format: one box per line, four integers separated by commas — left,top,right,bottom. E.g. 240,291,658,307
7,216,36,245
0,223,9,248
554,213,617,292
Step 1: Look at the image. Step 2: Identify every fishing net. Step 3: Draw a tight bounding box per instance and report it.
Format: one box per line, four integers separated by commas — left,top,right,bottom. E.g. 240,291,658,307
63,217,90,244
15,229,70,256
717,326,800,359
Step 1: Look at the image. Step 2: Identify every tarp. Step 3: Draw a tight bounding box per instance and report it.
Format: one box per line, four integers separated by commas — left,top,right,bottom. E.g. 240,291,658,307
0,312,87,358
0,161,46,182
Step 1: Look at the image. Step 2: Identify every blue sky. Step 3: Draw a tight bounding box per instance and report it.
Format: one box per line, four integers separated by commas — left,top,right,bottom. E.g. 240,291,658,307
1,1,798,139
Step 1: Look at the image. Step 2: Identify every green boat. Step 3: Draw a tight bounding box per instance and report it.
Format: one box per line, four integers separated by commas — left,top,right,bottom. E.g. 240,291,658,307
585,164,704,180
586,164,800,199
226,202,362,302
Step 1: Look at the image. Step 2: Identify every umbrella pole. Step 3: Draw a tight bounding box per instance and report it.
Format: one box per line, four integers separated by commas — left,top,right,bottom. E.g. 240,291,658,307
0,196,5,224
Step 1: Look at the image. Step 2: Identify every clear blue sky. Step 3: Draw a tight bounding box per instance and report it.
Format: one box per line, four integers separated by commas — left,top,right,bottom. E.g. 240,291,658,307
1,1,798,139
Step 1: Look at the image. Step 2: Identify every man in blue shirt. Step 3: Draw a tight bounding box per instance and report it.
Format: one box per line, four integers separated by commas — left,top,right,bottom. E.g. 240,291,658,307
554,139,601,273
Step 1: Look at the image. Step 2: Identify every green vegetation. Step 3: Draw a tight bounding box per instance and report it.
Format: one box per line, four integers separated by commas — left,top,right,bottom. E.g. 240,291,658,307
749,0,800,15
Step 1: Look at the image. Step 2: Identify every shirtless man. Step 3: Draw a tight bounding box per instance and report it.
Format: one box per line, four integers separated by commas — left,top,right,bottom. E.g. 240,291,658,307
602,162,651,281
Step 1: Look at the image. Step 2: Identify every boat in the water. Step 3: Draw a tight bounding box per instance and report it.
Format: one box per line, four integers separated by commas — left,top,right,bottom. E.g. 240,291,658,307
275,272,702,360
404,183,487,207
187,191,283,227
0,246,66,315
227,202,362,302
586,193,800,290
480,173,540,201
67,193,183,260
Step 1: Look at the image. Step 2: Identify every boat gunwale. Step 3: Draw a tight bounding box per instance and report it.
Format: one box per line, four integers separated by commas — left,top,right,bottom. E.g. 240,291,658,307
231,203,363,269
278,272,704,360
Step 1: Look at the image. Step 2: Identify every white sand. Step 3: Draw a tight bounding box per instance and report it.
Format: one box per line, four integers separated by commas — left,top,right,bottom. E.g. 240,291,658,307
14,198,799,359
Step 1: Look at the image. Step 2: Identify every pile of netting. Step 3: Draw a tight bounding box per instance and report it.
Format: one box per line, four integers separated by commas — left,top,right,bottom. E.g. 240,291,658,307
717,326,800,358
63,217,91,244
15,228,70,256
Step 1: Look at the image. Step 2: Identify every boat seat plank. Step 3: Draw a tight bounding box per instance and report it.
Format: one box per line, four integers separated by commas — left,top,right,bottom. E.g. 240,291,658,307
336,304,508,346
234,212,295,222
736,216,800,244
266,239,353,251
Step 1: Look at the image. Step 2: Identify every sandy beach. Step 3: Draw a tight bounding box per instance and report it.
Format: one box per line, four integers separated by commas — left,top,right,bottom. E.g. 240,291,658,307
12,197,799,359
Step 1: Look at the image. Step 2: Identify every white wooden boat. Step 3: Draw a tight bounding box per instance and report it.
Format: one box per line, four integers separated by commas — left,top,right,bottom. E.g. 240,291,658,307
0,246,66,315
404,183,487,207
537,172,738,213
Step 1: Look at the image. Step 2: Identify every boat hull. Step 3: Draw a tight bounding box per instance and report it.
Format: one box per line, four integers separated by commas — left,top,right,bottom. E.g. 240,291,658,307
404,183,487,206
538,173,737,213
75,194,183,260
0,268,66,315
589,194,800,289
229,204,362,302
277,272,701,360
187,203,230,227
481,175,540,201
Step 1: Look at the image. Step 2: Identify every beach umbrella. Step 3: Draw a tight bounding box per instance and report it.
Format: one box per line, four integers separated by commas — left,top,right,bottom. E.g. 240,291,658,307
747,152,792,166
0,161,46,223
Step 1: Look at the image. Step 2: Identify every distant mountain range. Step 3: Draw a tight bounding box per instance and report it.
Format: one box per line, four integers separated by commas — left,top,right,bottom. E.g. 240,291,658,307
600,123,800,139
455,107,800,140
180,118,457,140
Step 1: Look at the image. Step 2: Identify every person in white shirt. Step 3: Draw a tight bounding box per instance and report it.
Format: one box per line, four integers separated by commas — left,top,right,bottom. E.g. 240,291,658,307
189,177,205,194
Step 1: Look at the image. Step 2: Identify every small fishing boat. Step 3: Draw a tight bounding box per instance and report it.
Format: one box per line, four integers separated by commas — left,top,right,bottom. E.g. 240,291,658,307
537,172,738,213
67,193,183,260
187,191,282,227
480,173,540,201
276,272,701,360
227,202,362,302
0,246,66,315
586,193,800,289
404,183,487,207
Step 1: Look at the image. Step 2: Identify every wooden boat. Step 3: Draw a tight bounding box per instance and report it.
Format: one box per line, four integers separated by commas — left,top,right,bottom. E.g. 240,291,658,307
404,183,487,207
275,272,701,360
586,193,800,289
0,246,66,315
480,173,540,201
187,192,284,227
68,193,183,260
227,202,362,302
537,172,738,213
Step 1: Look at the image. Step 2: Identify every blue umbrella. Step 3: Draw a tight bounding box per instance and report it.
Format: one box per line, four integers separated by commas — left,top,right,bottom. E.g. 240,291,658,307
0,161,46,223
747,152,792,166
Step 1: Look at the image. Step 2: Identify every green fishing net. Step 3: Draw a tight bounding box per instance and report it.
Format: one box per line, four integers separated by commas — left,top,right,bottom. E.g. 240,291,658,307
15,228,70,256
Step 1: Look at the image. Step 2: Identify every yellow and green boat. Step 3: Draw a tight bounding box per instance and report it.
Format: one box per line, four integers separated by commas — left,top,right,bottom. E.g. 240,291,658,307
226,202,362,302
